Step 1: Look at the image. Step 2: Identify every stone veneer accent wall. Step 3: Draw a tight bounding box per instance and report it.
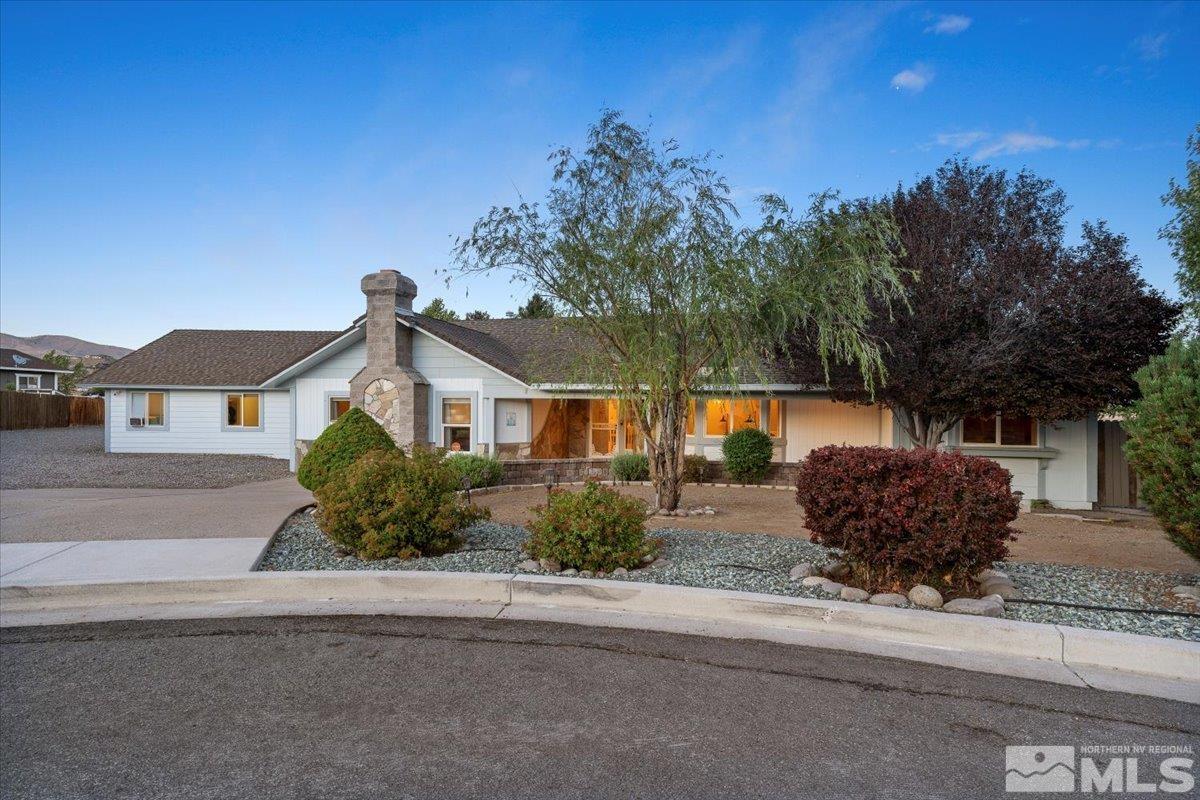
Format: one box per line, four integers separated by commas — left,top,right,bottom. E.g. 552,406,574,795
349,269,430,448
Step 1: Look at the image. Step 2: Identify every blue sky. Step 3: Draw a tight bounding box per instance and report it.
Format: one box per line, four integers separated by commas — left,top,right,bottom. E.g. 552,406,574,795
1,1,1197,348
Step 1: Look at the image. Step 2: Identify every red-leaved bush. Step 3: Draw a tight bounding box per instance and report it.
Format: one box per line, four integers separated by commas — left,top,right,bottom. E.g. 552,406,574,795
795,446,1019,591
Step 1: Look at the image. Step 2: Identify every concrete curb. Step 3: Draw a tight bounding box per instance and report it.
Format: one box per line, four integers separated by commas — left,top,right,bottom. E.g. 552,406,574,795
2,571,1197,703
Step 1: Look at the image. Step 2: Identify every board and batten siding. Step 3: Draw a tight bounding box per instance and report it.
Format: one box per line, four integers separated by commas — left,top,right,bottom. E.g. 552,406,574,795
106,388,293,460
287,331,541,448
783,397,892,463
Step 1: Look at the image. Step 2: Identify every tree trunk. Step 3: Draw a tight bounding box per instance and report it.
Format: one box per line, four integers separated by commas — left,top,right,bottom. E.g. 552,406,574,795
894,406,958,449
647,392,687,511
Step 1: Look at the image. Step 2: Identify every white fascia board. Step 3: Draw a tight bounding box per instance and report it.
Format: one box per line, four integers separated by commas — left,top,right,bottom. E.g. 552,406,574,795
6,366,73,374
530,383,828,394
83,384,286,391
258,326,365,388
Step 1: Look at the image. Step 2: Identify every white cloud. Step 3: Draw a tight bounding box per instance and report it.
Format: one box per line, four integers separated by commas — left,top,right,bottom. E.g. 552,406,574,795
768,4,898,157
925,14,972,35
891,63,934,93
934,130,988,148
925,130,1106,159
973,132,1066,159
1132,32,1169,61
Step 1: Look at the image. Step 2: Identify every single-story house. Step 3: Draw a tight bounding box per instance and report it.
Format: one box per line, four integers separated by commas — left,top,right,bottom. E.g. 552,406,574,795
1,348,72,393
85,269,1110,510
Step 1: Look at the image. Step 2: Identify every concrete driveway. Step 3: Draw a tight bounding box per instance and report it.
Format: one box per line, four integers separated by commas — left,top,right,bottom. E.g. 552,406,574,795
3,616,1196,800
0,478,312,543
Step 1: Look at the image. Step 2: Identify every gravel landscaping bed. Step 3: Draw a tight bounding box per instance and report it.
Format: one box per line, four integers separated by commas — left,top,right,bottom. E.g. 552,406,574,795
259,513,1200,641
0,427,292,489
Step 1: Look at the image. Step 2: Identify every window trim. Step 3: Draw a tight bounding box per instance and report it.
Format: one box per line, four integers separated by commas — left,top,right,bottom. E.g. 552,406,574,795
125,390,169,431
15,373,41,391
436,391,476,453
324,392,351,428
691,397,785,442
959,413,1040,448
222,391,265,432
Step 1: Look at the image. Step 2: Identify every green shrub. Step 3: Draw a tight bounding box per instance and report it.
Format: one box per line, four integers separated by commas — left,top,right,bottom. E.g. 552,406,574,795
445,452,504,488
315,447,488,560
297,407,395,492
1123,337,1200,559
526,482,656,572
682,454,709,483
721,427,774,483
610,452,650,482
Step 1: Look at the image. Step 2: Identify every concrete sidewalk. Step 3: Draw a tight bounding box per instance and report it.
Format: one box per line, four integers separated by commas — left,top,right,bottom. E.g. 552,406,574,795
0,478,311,543
0,538,269,583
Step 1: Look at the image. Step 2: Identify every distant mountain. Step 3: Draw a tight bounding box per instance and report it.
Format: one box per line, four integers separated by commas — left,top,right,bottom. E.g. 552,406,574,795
0,333,132,360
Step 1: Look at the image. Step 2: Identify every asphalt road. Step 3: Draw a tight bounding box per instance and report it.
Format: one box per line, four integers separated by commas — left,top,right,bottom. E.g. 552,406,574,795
2,616,1196,799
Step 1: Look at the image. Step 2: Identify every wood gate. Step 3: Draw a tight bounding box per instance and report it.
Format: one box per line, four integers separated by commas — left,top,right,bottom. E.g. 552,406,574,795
1097,420,1144,509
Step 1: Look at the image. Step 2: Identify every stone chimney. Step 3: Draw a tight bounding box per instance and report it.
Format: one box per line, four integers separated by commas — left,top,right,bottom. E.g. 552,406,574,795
350,269,429,447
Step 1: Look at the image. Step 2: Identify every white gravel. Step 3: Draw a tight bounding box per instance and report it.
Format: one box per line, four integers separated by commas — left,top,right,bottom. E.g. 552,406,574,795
0,426,292,489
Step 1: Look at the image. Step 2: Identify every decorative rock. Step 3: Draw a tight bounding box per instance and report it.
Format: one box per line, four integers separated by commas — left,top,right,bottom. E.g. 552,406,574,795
982,583,1024,600
657,509,672,516
868,592,907,607
943,598,1004,617
333,547,351,558
641,554,656,564
704,509,716,515
788,562,815,581
819,581,845,596
801,576,831,587
579,570,594,579
612,567,628,576
650,558,672,569
595,571,606,579
972,568,1008,584
980,593,1006,607
539,558,561,573
907,585,944,609
840,587,870,602
822,561,850,579
560,568,578,576
1171,585,1200,600
517,559,541,572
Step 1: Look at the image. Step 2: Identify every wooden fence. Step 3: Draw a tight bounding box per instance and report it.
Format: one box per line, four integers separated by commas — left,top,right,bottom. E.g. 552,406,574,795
0,391,104,430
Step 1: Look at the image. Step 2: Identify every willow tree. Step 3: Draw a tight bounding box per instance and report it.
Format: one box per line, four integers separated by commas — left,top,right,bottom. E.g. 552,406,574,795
453,111,905,510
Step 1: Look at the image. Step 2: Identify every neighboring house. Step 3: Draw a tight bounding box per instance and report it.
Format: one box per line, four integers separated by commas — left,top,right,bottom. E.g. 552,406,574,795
0,348,71,393
85,270,1104,510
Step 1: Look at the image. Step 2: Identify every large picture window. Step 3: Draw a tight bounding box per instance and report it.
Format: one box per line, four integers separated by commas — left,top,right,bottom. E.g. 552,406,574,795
225,392,262,429
16,374,40,390
961,414,1037,447
441,397,472,452
702,398,781,437
129,391,166,428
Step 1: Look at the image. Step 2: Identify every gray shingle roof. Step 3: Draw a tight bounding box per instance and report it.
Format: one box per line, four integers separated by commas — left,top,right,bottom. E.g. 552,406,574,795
83,329,345,387
81,317,814,390
0,348,72,373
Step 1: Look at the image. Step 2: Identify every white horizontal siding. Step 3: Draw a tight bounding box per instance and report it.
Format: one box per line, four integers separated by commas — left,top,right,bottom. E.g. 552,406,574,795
413,331,530,396
107,389,292,460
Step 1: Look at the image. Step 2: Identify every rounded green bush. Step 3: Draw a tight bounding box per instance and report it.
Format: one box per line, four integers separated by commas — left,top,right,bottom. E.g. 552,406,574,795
721,427,774,484
1123,337,1200,559
610,452,649,482
315,447,488,560
445,453,505,488
297,407,395,492
526,482,657,572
